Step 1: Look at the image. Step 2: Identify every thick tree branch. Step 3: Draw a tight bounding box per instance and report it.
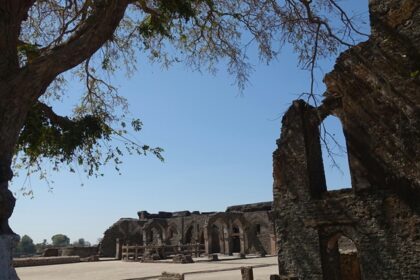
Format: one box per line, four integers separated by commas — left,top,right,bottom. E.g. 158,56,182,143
36,101,73,127
0,0,35,78
23,0,131,100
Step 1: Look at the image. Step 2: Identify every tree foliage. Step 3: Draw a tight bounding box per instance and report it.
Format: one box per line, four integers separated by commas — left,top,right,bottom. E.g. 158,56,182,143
14,234,37,257
51,234,70,247
73,238,91,247
9,0,367,190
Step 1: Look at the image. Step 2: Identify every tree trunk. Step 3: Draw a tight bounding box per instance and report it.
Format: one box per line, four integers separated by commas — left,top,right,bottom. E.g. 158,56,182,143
0,81,33,280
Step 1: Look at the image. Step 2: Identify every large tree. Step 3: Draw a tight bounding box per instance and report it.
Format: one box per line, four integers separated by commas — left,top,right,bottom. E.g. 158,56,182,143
0,0,365,277
51,234,70,247
14,234,36,257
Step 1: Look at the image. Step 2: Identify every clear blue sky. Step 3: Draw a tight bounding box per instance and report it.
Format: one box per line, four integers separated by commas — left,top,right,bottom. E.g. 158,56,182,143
10,1,370,245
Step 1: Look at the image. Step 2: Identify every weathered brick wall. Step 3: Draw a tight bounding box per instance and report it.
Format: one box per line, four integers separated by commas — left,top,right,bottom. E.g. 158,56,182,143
273,102,420,279
243,211,274,255
273,1,420,278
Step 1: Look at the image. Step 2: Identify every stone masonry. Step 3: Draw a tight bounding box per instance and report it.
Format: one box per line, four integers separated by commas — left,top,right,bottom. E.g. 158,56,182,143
100,202,276,258
272,0,420,279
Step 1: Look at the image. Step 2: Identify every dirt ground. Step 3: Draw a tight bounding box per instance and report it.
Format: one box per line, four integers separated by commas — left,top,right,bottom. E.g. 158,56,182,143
16,256,278,280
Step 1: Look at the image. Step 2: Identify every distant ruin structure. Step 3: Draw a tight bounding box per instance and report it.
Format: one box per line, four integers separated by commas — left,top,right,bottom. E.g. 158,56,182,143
272,0,420,279
100,202,277,259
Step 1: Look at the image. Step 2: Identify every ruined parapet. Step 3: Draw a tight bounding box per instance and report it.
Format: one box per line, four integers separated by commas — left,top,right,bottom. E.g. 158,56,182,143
226,202,272,212
138,211,173,220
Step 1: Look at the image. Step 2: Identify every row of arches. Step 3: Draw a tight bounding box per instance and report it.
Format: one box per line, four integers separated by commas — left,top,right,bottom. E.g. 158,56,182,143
137,214,260,255
205,215,247,255
142,221,206,247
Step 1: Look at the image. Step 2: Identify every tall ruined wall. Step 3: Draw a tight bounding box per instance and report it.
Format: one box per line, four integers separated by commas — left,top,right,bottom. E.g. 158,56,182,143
243,211,275,255
273,0,420,279
323,0,420,195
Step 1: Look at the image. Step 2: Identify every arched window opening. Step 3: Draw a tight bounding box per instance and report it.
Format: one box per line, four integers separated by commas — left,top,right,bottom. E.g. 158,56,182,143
185,226,194,244
322,234,361,280
210,225,221,253
320,116,352,190
149,229,155,243
231,224,241,253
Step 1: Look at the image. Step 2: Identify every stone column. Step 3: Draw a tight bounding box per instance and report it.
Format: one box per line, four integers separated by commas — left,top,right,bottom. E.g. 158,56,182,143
223,227,230,255
142,230,147,245
115,238,122,260
240,232,246,255
204,227,209,255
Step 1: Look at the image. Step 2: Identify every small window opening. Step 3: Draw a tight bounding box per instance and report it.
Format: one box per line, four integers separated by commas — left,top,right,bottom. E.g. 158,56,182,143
320,116,352,190
323,234,361,280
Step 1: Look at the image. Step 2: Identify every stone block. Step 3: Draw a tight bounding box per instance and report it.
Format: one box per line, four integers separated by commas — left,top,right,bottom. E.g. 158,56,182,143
159,272,184,280
172,254,194,264
42,248,59,257
208,254,218,261
241,266,254,280
80,255,99,262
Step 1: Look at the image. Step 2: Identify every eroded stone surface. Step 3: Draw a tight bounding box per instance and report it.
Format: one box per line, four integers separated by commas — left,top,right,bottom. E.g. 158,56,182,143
273,0,420,279
100,202,276,259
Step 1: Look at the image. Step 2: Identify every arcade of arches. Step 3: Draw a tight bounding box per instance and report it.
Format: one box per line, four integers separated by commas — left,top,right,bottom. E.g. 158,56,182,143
100,202,276,258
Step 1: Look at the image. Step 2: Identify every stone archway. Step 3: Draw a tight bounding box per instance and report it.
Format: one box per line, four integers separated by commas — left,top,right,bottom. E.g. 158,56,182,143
210,224,221,253
231,225,241,253
322,233,362,280
185,225,194,244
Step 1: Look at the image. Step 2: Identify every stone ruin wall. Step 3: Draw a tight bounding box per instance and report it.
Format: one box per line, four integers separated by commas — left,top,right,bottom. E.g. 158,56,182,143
273,0,420,279
100,202,276,258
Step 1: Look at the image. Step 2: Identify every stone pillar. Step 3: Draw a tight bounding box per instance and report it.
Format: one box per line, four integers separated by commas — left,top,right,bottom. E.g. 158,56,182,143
241,266,254,280
0,234,20,280
204,226,209,255
223,227,230,255
142,230,147,245
115,238,122,260
240,232,246,254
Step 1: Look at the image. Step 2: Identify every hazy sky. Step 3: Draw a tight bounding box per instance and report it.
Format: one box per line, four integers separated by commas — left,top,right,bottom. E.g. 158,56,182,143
10,1,370,244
